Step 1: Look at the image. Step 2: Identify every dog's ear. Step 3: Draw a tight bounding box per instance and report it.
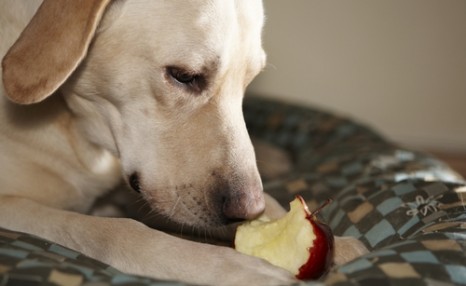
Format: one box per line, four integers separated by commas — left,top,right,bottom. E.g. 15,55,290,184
1,0,111,105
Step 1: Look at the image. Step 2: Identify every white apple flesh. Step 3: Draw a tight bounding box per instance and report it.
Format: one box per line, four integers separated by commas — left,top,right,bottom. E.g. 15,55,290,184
235,195,334,280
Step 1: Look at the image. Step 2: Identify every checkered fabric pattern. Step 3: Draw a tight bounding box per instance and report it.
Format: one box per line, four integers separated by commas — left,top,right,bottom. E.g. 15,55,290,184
1,96,465,285
245,97,466,286
0,228,179,286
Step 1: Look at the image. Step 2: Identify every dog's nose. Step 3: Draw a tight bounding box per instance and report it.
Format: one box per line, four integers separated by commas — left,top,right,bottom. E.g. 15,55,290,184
222,189,265,222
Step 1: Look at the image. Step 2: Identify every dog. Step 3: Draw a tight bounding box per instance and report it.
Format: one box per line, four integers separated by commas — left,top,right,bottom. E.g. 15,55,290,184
0,1,366,285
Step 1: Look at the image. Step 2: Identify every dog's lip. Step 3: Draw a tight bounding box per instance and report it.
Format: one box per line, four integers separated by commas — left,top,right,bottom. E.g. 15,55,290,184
128,173,141,193
140,187,234,228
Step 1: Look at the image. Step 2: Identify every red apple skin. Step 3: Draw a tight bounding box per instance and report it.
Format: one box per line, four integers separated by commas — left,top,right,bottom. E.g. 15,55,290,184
297,214,335,280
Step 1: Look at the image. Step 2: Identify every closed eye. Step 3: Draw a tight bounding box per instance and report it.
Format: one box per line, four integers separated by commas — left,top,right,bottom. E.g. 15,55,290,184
166,66,207,94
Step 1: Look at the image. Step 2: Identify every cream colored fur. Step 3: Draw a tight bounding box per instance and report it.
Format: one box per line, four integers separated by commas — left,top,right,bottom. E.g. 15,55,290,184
0,1,295,285
0,1,366,285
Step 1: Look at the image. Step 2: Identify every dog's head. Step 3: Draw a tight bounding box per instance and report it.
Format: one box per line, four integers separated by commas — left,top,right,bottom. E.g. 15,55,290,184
2,0,267,228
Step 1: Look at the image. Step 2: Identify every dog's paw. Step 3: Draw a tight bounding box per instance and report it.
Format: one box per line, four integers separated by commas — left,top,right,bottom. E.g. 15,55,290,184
218,247,297,286
263,192,287,220
252,137,293,180
333,236,369,265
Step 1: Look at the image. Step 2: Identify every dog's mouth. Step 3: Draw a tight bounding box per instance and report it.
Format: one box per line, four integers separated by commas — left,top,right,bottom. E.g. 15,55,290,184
137,188,239,243
141,186,246,228
127,172,265,232
129,173,142,193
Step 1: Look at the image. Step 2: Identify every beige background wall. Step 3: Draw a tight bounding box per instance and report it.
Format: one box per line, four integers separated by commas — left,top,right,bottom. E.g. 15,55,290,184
248,0,466,153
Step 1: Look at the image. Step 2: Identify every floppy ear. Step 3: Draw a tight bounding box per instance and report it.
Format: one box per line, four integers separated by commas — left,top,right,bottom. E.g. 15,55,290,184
1,0,111,105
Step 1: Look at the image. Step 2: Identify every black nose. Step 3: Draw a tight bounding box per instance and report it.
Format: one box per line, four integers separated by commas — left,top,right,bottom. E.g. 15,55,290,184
129,173,141,193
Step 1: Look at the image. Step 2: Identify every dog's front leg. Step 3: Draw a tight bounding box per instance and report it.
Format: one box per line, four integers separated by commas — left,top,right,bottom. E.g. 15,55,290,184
0,195,295,286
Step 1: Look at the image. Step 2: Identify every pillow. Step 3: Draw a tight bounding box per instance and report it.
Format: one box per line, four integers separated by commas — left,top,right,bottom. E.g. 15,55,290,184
1,96,465,285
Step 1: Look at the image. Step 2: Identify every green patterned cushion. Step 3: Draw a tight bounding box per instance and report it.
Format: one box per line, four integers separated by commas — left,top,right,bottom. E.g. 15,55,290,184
1,96,465,285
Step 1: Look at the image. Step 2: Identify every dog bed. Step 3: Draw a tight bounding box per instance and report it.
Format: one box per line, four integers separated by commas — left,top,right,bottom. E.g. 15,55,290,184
1,96,465,286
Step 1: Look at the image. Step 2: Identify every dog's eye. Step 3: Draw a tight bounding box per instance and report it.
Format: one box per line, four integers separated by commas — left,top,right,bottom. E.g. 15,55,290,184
166,67,206,94
170,68,195,84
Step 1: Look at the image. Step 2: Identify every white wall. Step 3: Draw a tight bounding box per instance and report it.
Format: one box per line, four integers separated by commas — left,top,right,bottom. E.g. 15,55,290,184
248,0,466,153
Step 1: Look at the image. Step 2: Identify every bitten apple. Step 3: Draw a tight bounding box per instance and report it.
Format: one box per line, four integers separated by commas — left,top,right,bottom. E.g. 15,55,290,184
235,195,334,280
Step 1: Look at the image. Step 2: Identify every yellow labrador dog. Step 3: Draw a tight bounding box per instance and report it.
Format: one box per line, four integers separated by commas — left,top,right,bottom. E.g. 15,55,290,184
1,1,366,285
0,0,296,285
